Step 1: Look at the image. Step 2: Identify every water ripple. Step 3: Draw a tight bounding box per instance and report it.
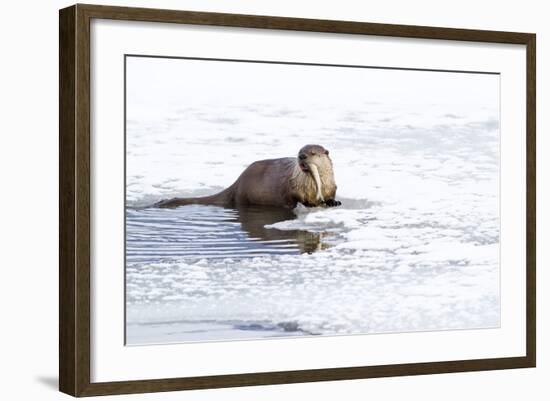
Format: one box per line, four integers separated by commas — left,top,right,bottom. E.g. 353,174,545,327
126,205,323,263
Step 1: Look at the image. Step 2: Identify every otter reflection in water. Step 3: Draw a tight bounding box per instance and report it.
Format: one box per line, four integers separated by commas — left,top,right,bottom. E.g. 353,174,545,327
234,206,322,254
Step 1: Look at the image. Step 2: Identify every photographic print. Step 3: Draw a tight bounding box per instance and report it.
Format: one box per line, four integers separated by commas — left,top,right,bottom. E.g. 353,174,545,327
124,55,500,345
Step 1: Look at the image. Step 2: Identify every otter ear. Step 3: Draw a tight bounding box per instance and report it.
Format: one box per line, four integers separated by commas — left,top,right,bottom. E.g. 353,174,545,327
325,150,329,155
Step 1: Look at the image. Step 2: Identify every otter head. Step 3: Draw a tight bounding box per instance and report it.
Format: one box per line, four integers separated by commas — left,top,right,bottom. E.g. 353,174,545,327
297,144,332,173
297,144,334,203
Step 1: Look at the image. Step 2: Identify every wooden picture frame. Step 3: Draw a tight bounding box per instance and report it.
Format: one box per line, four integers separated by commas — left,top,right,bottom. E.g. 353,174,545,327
59,3,536,397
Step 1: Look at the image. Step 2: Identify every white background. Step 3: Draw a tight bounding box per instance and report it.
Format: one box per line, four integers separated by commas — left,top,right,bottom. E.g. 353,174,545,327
0,0,546,400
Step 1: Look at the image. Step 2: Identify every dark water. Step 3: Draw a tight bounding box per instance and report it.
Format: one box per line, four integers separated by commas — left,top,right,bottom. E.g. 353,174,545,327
126,205,322,263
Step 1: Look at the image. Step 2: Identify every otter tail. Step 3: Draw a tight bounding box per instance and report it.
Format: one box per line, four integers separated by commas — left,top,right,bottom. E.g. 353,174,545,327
153,185,235,208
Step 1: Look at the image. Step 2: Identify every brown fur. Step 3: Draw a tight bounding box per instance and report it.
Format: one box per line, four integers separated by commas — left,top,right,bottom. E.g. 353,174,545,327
154,144,339,209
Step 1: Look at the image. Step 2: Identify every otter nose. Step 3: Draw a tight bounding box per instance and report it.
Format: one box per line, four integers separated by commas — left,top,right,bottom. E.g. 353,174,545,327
298,153,307,160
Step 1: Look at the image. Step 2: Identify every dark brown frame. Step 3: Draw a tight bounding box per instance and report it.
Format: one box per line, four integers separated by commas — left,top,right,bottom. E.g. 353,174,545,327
59,3,536,397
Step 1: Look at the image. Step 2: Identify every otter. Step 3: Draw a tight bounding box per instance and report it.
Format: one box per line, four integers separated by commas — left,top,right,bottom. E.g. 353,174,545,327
154,144,341,209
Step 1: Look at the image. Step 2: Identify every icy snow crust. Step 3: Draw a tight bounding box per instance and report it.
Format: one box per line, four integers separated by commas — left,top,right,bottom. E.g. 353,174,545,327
125,58,500,344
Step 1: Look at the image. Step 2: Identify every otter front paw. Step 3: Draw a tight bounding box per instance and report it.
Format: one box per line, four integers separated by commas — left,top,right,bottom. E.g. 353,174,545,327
324,199,341,207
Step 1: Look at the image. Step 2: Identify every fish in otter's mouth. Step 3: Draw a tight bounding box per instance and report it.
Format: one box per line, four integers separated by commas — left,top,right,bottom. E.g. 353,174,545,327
298,160,324,202
308,164,325,202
